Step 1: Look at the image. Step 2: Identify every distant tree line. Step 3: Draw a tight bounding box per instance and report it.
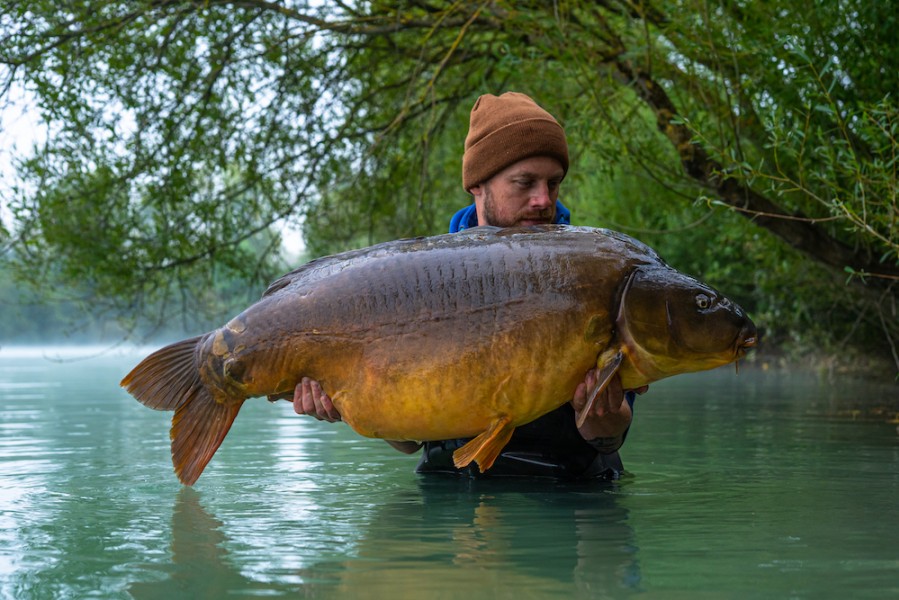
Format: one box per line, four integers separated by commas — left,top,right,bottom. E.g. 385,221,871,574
0,254,268,343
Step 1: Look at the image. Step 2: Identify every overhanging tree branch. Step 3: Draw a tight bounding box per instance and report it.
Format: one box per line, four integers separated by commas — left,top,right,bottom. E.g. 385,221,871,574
611,58,899,284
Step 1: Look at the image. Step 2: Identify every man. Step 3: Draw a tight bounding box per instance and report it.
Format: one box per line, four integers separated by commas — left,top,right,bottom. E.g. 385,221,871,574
292,92,644,479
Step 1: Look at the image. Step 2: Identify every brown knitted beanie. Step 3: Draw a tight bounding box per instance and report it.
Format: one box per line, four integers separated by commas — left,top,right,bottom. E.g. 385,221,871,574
462,92,569,190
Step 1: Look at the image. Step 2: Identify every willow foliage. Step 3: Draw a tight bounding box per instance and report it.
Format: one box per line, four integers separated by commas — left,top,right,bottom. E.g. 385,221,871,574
1,1,897,369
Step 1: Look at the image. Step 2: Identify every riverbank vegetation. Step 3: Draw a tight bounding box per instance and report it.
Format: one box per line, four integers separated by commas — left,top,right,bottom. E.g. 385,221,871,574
1,1,896,377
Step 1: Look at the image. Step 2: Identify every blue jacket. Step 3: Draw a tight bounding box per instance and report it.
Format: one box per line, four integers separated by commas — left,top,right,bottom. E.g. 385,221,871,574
448,200,571,233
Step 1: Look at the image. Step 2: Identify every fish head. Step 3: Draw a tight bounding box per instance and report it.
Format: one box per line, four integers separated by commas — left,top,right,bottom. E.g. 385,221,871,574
616,266,758,385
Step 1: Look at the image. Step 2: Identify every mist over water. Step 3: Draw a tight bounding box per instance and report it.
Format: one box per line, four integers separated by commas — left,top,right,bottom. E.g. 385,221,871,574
1,347,897,599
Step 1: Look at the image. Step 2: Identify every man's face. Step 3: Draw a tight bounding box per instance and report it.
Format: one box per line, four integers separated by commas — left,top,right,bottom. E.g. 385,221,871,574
470,156,565,227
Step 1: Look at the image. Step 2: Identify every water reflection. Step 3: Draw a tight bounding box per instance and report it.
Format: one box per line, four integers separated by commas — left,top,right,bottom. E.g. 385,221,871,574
1,350,896,599
128,488,277,599
131,476,642,598
313,478,642,598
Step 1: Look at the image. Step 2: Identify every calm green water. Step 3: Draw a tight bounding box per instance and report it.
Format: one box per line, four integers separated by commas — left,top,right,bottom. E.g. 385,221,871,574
1,346,897,599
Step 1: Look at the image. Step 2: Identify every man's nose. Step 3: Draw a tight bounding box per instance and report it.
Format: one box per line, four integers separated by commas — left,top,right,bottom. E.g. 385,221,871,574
530,182,553,208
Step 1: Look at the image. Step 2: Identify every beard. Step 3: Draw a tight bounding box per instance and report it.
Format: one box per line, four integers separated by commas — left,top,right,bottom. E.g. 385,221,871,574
481,184,555,227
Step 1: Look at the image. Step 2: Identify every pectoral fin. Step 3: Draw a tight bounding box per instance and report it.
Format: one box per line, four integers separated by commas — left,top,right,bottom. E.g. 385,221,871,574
452,416,515,472
574,351,624,429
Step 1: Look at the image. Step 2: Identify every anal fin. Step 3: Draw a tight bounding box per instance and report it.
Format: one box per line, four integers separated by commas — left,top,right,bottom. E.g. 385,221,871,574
452,416,515,472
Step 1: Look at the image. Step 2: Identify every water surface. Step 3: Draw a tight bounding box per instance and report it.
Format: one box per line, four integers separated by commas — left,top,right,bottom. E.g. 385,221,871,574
1,347,896,598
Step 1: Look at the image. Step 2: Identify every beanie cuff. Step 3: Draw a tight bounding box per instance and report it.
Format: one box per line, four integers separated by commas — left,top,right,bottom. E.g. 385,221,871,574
462,117,568,190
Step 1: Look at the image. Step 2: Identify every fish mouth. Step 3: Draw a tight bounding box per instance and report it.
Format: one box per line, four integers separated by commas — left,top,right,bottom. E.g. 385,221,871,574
734,325,759,359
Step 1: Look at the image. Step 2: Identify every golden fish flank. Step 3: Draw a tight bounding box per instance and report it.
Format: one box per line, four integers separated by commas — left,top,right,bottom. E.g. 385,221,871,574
121,225,758,485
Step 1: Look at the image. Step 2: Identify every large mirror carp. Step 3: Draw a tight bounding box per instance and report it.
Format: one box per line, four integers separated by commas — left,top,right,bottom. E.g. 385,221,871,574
122,225,757,485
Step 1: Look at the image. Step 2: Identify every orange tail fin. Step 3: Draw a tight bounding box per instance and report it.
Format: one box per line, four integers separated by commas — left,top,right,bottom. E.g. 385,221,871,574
121,335,244,485
170,386,243,485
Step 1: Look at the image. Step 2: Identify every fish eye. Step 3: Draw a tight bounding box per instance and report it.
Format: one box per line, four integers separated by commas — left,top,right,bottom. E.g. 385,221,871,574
695,293,711,310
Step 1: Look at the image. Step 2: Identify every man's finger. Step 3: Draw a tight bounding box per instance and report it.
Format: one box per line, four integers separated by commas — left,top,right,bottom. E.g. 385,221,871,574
294,377,315,416
596,372,623,412
571,380,588,411
309,378,341,422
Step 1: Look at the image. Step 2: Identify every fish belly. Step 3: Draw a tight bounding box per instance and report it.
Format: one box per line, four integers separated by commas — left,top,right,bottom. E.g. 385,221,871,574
224,234,616,442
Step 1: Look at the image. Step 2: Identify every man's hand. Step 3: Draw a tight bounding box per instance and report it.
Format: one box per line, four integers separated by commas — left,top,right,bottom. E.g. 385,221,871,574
292,377,342,422
570,369,646,442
